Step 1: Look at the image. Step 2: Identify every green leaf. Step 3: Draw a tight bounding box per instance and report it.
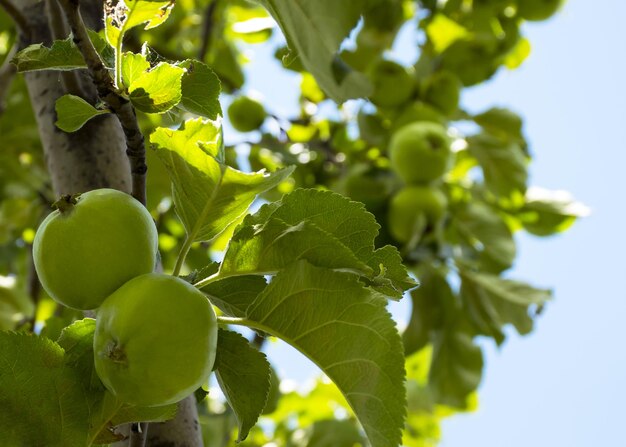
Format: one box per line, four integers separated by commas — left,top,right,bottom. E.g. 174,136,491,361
425,14,470,53
307,419,365,447
214,329,271,442
12,32,114,72
473,107,524,142
0,332,90,446
121,52,151,89
150,118,294,242
518,187,589,236
365,245,418,299
452,201,516,272
56,320,176,444
467,133,528,201
55,95,110,133
256,0,372,102
429,328,483,408
179,60,222,119
202,276,267,317
217,189,416,298
128,62,185,114
220,216,373,278
460,268,552,344
239,260,407,447
403,265,453,356
105,0,175,49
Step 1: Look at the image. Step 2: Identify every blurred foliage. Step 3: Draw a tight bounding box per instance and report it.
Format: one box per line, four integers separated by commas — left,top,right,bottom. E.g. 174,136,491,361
0,0,585,445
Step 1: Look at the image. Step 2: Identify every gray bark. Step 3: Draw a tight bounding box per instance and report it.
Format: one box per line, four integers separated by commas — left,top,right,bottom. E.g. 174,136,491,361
14,0,203,445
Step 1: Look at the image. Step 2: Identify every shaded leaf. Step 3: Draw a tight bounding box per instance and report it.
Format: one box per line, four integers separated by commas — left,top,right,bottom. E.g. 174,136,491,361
214,329,271,441
55,95,110,133
467,133,528,200
179,60,222,119
460,268,552,344
429,328,483,408
518,187,589,237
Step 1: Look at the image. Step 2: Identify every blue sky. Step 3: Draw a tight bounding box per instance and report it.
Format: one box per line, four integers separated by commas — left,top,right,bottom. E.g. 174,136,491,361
226,1,626,445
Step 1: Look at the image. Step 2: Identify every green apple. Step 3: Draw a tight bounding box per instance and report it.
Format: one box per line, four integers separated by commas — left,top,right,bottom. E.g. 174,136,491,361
228,96,267,132
94,273,218,407
389,122,452,184
369,60,416,108
517,0,564,21
421,71,462,116
33,189,158,310
388,186,447,243
393,102,445,131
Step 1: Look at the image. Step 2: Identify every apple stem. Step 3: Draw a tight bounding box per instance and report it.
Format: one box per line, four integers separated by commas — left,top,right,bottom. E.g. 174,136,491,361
51,193,81,214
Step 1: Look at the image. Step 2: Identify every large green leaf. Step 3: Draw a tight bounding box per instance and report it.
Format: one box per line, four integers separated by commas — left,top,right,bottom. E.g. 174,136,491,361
256,0,372,102
460,268,552,344
55,95,110,133
151,118,294,243
0,332,90,446
214,329,271,442
128,62,185,114
121,52,151,89
216,189,415,299
220,261,407,447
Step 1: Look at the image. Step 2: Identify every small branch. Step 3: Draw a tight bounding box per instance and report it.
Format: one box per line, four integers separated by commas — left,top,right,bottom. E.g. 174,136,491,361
198,0,218,61
0,43,18,115
45,0,84,97
128,422,148,447
0,0,30,34
57,0,147,205
172,236,194,277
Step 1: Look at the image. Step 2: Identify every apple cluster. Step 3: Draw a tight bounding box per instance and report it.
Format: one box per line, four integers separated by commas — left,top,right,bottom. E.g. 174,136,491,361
33,189,218,407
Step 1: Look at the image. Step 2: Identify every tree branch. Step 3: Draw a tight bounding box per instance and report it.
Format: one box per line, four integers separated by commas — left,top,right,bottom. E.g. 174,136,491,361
45,0,85,97
57,0,147,205
198,0,218,61
129,422,148,447
0,0,30,34
0,43,18,115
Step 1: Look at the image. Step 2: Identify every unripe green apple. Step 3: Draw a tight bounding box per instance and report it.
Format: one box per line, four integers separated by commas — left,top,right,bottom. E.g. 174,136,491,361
389,122,452,184
94,273,218,407
228,96,267,132
388,186,447,243
393,102,445,131
421,71,462,116
33,189,158,310
369,60,416,108
517,0,564,21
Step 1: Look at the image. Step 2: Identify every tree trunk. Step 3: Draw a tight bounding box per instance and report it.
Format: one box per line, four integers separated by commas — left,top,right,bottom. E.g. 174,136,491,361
15,1,203,445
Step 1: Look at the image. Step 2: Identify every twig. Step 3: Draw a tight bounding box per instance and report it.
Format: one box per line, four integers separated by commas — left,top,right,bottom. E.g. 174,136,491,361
57,0,147,205
128,422,148,447
45,0,85,97
0,43,18,115
198,0,218,61
0,0,30,34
